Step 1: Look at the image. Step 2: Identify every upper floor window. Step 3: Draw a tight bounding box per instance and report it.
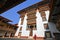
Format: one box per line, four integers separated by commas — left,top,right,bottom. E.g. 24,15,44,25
44,23,49,29
42,16,46,21
41,11,47,21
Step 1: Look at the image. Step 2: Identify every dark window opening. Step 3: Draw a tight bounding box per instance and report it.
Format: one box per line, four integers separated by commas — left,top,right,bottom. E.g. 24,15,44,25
45,31,52,38
44,23,49,29
27,24,37,30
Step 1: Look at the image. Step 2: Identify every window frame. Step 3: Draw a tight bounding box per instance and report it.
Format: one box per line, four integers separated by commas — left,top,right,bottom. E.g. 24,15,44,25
44,23,49,29
45,31,52,38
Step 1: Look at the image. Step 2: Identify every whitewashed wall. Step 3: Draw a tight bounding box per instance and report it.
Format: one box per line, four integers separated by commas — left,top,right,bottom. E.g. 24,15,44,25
15,18,22,36
21,13,30,36
48,22,60,37
33,9,45,37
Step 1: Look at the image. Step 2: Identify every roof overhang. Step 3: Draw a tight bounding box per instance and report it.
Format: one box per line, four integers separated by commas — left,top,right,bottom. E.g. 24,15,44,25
0,0,25,14
0,16,12,22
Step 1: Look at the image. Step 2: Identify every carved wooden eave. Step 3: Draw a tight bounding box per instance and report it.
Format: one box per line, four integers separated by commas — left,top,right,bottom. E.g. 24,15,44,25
18,0,50,14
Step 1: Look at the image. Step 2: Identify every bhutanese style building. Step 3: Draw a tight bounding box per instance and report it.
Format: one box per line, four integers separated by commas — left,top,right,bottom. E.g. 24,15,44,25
15,0,60,40
0,16,18,37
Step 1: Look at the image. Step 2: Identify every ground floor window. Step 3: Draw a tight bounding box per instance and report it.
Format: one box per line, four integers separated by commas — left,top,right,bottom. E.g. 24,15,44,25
45,31,52,38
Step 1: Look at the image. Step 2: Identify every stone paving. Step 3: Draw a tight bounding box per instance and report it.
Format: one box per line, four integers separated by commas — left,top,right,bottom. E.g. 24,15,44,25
0,38,33,40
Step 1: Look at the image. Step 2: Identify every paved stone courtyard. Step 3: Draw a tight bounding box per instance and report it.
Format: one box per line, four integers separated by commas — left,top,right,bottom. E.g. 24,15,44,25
0,38,33,40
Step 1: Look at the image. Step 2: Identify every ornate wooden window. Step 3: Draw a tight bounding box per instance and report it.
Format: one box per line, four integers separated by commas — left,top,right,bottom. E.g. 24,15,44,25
42,16,46,21
41,11,47,21
26,24,37,30
33,24,37,30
